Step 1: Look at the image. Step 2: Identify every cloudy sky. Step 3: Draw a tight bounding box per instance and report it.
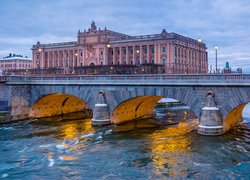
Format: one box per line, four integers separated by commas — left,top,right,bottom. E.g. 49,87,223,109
0,0,250,72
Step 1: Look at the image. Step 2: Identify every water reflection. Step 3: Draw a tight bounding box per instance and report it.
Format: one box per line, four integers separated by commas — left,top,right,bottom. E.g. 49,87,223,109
148,120,198,177
58,118,94,139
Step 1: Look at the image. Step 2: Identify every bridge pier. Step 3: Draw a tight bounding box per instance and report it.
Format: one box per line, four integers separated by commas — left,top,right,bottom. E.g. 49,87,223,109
91,91,111,126
198,92,223,136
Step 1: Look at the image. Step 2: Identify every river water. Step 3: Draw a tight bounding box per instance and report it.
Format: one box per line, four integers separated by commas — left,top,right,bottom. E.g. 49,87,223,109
0,107,249,179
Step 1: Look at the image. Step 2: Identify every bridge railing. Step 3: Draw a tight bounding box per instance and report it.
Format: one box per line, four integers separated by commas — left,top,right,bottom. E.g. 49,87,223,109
0,76,7,82
3,74,250,82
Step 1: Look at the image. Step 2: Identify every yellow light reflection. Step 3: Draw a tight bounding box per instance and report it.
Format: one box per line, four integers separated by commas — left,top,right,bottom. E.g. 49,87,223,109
59,118,94,140
60,156,77,161
148,119,199,176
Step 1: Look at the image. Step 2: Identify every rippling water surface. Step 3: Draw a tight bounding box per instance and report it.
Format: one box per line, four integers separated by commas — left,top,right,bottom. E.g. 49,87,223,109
0,109,249,179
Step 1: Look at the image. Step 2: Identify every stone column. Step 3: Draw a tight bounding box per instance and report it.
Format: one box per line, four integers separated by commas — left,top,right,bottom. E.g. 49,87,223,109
139,45,143,64
119,47,122,64
104,47,107,65
133,45,136,65
158,44,161,64
126,46,129,64
52,51,55,68
83,48,85,65
92,91,111,126
198,92,223,136
154,44,157,64
77,49,80,67
41,51,45,68
147,45,150,64
112,47,116,64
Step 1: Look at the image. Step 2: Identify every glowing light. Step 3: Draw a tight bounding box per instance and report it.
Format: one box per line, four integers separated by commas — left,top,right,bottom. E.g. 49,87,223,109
197,38,202,43
148,119,199,176
38,48,42,52
107,44,110,48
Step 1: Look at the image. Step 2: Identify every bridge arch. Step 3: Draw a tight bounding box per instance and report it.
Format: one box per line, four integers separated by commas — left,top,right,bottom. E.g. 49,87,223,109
108,87,201,124
223,102,249,133
111,96,162,124
29,93,92,119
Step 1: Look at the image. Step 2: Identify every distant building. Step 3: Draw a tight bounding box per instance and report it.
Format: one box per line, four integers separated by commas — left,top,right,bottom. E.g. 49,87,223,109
0,53,32,72
31,21,208,75
222,62,242,74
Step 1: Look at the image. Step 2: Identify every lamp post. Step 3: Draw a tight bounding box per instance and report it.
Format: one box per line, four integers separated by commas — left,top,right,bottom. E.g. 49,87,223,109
214,46,218,73
197,38,202,74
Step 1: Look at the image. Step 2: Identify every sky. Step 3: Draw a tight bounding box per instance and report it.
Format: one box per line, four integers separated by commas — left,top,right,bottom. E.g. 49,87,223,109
0,0,250,72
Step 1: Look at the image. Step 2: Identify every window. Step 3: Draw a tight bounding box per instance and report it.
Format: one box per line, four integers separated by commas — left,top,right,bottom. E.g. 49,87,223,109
101,61,103,65
137,60,140,65
131,49,133,54
118,61,120,65
81,52,83,56
162,47,166,52
162,59,166,65
124,61,126,65
152,47,154,53
144,48,147,54
145,60,148,64
124,49,126,55
152,59,155,64
130,60,133,65
100,51,103,55
111,50,113,55
118,50,120,55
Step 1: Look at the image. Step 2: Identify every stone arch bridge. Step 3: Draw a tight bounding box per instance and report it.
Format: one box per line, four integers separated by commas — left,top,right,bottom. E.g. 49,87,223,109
0,74,250,135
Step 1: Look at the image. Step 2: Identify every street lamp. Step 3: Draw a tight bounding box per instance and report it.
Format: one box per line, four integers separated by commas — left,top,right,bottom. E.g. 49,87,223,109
197,38,202,74
214,46,218,73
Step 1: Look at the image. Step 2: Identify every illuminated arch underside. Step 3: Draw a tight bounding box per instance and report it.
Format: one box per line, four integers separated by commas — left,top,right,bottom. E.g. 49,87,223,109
111,96,162,124
223,103,247,133
29,94,91,118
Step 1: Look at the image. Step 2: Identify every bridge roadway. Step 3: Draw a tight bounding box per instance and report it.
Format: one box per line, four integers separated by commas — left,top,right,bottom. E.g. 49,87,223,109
1,74,250,135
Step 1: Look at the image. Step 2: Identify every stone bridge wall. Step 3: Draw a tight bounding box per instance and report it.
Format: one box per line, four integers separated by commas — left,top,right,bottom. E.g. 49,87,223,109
2,83,250,132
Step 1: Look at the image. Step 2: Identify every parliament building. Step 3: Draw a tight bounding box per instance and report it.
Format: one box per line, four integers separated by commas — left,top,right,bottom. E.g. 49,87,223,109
31,21,208,75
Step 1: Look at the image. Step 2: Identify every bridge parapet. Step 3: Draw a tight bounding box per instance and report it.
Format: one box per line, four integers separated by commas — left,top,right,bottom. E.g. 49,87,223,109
4,74,250,86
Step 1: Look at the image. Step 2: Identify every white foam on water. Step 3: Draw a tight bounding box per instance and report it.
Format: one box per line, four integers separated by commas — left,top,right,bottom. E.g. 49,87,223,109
81,133,94,138
193,162,211,167
39,144,51,148
48,158,55,167
71,140,79,147
1,174,8,178
236,145,248,152
104,129,112,135
95,135,102,140
56,141,68,149
18,147,28,153
0,127,15,130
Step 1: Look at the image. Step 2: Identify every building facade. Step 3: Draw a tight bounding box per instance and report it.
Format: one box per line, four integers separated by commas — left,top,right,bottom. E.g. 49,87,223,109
32,21,208,74
0,54,32,72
